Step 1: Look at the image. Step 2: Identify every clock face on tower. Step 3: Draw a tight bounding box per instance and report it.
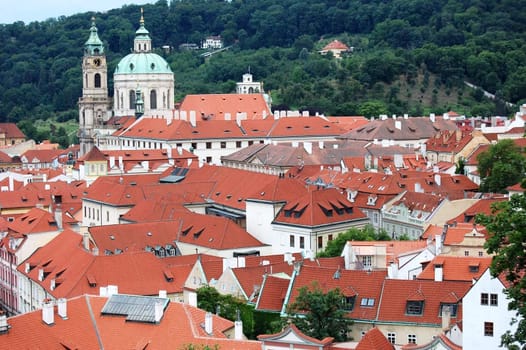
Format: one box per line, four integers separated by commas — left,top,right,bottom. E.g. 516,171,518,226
93,58,101,67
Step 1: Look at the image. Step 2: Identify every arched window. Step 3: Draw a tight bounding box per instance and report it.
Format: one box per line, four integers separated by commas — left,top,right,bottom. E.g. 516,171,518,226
94,73,101,88
150,90,157,109
129,90,135,109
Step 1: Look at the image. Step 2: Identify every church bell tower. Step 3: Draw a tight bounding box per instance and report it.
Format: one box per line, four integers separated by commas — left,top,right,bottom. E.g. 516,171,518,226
78,17,111,156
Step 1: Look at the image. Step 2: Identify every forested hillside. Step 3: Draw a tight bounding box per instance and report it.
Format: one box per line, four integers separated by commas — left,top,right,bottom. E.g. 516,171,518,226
1,0,526,143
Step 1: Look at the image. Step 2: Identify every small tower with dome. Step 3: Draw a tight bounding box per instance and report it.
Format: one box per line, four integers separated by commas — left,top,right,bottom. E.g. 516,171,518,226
113,9,175,118
78,17,111,156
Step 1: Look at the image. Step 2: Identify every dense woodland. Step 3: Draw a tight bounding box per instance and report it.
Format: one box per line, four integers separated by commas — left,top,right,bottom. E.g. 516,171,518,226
1,0,526,144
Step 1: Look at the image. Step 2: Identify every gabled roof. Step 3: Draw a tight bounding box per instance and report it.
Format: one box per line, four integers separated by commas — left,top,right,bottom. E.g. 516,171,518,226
376,279,471,325
8,207,61,234
273,187,368,227
80,145,106,162
400,333,461,350
339,116,458,141
425,129,475,153
287,265,387,321
0,123,26,138
179,93,271,120
20,149,63,163
2,294,261,349
321,39,350,51
446,197,507,225
418,256,492,282
258,323,334,345
442,223,487,245
355,327,394,350
256,274,292,311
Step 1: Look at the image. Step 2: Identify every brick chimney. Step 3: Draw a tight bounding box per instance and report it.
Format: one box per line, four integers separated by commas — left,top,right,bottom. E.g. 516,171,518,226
42,299,54,325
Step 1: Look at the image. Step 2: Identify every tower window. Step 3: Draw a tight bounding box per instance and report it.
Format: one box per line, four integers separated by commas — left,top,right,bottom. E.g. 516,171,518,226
94,73,101,88
150,90,157,109
129,90,135,109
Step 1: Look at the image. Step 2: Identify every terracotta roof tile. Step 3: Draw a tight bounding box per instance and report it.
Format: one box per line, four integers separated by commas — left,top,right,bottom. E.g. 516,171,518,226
256,274,291,311
0,123,26,138
355,327,394,350
179,94,271,120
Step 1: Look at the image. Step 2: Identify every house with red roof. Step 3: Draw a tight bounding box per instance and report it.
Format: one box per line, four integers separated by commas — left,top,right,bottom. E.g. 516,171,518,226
246,177,369,255
319,39,351,58
355,327,395,350
0,123,26,146
382,190,446,240
417,256,491,282
437,222,489,258
20,149,65,169
0,293,260,349
425,129,489,165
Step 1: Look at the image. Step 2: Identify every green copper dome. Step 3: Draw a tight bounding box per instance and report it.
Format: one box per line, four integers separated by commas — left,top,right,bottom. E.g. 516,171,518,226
84,17,104,55
114,53,172,74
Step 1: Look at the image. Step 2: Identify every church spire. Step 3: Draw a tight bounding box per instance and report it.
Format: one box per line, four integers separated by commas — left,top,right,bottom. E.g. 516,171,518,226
84,17,104,56
134,8,152,53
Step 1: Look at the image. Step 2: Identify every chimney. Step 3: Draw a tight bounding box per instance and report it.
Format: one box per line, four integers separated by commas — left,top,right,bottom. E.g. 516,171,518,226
118,156,124,171
236,113,243,127
54,204,63,231
303,142,312,155
107,285,118,296
83,232,90,251
159,290,167,298
430,113,435,123
442,304,451,330
414,182,422,193
8,176,13,191
435,234,442,255
177,146,183,156
57,298,67,319
188,291,197,307
205,312,213,334
38,268,44,281
404,114,408,119
154,301,164,323
434,263,443,282
189,111,197,127
235,320,244,340
434,173,441,186
0,312,8,333
318,141,324,149
395,120,401,130
180,110,188,121
99,286,108,297
109,156,115,168
42,299,54,325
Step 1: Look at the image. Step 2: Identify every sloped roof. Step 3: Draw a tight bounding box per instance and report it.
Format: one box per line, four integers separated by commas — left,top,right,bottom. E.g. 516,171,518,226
258,323,334,345
377,279,471,325
232,262,293,300
425,129,475,153
256,274,292,311
442,223,487,245
8,207,61,234
272,187,368,227
355,327,394,350
20,149,63,163
80,145,106,162
321,39,350,51
417,256,492,282
179,93,271,120
348,240,429,267
446,197,507,225
287,265,387,321
339,116,457,141
0,123,26,138
2,294,261,349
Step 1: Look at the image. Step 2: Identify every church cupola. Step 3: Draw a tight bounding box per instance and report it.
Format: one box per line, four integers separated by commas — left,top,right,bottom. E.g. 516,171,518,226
134,8,152,53
84,17,104,56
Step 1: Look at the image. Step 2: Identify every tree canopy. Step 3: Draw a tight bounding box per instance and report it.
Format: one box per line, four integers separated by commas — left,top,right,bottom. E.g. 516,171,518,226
477,139,526,193
286,281,353,342
1,0,525,127
317,225,391,258
476,194,526,348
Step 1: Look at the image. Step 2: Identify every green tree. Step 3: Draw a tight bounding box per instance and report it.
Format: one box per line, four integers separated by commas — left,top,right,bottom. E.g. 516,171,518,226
317,225,390,258
476,194,526,348
286,282,353,342
477,139,526,193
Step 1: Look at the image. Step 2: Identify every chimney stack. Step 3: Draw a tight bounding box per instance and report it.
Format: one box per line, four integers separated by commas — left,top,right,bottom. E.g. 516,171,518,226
42,299,54,325
434,263,443,282
205,312,213,334
442,304,451,330
235,320,244,340
154,301,164,323
57,298,67,319
0,312,8,333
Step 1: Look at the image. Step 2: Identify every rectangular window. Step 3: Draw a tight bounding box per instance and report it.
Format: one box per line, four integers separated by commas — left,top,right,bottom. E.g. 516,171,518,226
360,298,375,307
206,142,212,149
362,256,372,268
481,293,489,305
478,251,484,257
106,211,109,222
406,301,424,315
220,141,226,149
236,141,242,148
464,250,469,256
191,142,197,150
318,236,323,249
484,322,494,336
299,236,305,249
248,141,254,146
289,235,295,248
490,293,498,306
328,234,333,241
440,303,458,317
206,156,212,163
408,334,417,344
387,333,396,344
341,296,355,311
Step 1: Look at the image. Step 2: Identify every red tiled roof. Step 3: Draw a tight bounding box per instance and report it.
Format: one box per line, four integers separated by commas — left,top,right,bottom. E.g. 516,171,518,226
21,149,63,163
288,265,387,321
446,197,507,225
179,93,271,120
417,256,492,282
3,295,261,349
425,129,474,153
80,145,106,162
442,223,487,245
355,327,394,350
256,274,291,311
348,240,428,267
8,207,62,234
321,40,350,51
268,116,346,138
0,123,26,138
376,279,471,325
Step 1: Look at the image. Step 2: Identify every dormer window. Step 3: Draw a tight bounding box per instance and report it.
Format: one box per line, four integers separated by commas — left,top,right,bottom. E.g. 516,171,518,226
341,296,356,311
439,303,458,317
406,301,424,315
